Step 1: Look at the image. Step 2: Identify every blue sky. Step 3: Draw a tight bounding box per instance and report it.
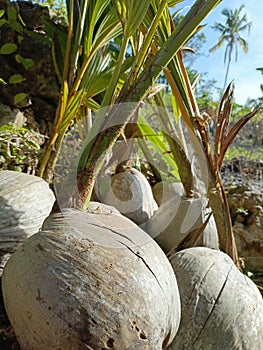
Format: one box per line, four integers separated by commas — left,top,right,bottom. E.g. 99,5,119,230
177,0,263,105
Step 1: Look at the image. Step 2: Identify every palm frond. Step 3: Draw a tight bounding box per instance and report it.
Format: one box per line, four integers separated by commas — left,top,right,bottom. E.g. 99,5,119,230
237,37,249,53
209,35,226,53
218,105,263,169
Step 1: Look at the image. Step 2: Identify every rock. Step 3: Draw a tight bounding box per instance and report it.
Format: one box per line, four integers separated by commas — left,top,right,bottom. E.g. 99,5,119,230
227,186,263,272
0,0,58,122
0,102,26,127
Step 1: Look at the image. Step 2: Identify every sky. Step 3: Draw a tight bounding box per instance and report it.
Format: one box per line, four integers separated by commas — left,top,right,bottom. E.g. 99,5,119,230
177,0,263,105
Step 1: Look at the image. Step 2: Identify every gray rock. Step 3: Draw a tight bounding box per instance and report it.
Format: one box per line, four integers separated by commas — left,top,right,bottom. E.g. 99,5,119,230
228,186,263,272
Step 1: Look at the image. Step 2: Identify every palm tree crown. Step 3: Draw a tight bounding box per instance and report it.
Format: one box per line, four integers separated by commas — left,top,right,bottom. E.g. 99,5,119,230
209,4,252,90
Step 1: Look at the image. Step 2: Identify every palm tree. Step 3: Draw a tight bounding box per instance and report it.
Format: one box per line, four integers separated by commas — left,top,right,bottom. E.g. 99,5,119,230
209,5,251,90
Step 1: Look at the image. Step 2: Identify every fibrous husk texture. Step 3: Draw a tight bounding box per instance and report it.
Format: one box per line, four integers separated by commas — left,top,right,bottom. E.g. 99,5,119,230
0,170,55,273
152,181,185,207
168,247,263,350
2,206,180,350
142,196,219,253
103,168,158,225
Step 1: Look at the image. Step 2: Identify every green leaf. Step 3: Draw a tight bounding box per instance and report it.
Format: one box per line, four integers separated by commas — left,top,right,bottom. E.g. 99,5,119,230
9,19,22,32
113,0,151,37
60,81,69,116
168,0,183,7
7,6,17,21
0,125,14,131
137,115,178,171
59,90,83,132
7,6,22,32
9,74,25,84
15,55,35,69
0,43,17,55
14,93,28,105
0,10,5,18
90,5,122,52
17,35,24,44
41,17,67,82
0,18,7,28
84,98,100,111
0,78,6,85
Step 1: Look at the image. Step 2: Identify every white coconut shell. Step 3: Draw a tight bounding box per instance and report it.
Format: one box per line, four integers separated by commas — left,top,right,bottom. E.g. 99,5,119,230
2,206,180,350
152,181,185,206
142,196,219,253
168,247,263,350
0,170,55,273
193,209,219,249
103,168,158,225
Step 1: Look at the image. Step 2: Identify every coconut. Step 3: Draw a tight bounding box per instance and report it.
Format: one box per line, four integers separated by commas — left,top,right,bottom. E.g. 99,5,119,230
0,170,55,273
152,181,185,206
168,247,263,350
102,168,158,225
2,205,180,349
141,196,219,253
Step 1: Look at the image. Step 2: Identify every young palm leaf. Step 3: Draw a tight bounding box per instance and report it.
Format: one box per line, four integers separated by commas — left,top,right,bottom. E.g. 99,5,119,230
76,0,222,208
39,0,123,181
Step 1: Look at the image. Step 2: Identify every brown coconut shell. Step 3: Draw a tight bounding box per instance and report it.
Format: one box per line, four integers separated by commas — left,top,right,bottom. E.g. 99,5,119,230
103,168,158,225
2,205,180,350
168,247,263,350
0,170,55,273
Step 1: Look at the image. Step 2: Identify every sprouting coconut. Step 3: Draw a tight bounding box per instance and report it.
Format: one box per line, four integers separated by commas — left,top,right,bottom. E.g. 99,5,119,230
102,167,158,225
152,181,185,207
2,204,181,350
168,247,263,350
142,196,219,254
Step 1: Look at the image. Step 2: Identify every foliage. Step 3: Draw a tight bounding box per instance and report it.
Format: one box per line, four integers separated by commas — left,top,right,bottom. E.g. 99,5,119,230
38,0,222,195
256,67,263,95
0,124,44,173
36,0,67,22
0,5,36,105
